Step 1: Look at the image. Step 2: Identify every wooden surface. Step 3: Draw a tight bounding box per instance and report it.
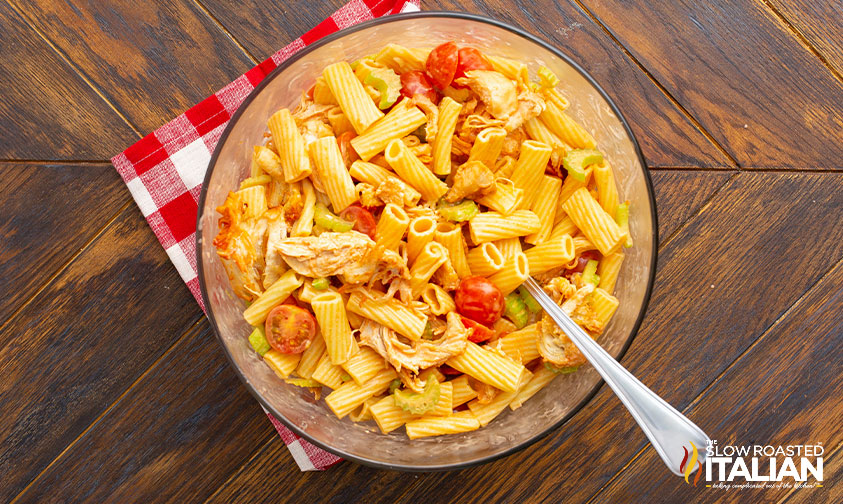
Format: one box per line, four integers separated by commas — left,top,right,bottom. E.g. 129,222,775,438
0,0,839,502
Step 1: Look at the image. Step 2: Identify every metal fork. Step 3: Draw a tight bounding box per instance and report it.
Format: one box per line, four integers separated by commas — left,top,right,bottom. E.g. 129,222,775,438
523,277,710,476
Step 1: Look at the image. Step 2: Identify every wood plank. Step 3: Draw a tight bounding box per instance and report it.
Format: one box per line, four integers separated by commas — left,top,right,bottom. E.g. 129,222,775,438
0,3,137,159
205,437,418,504
0,163,128,322
590,257,843,503
782,446,841,503
649,170,734,240
200,0,733,168
766,1,843,78
198,0,345,60
0,206,203,503
8,0,256,134
576,0,843,168
13,320,279,504
381,172,843,504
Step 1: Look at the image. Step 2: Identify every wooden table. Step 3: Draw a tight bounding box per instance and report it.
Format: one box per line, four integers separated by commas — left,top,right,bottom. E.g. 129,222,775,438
2,1,840,502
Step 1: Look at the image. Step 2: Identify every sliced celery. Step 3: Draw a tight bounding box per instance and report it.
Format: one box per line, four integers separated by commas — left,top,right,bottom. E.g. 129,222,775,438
393,377,440,415
437,199,479,222
504,293,529,329
314,203,354,232
517,286,541,314
249,326,271,356
563,149,603,183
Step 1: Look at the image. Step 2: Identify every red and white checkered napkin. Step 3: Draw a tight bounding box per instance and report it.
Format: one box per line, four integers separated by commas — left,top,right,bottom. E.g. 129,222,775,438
111,0,420,471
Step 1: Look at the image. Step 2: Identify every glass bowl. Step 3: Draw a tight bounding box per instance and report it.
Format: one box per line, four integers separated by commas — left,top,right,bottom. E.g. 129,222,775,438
197,11,657,471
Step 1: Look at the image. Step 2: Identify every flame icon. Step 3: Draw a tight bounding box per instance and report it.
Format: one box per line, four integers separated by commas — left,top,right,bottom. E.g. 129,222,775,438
679,441,702,486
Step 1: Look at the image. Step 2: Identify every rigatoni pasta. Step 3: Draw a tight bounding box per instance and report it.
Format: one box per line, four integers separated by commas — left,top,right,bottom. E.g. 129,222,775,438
214,41,634,439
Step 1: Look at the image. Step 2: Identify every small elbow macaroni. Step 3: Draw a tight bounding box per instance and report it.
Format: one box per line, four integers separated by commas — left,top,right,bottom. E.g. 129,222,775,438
213,42,634,439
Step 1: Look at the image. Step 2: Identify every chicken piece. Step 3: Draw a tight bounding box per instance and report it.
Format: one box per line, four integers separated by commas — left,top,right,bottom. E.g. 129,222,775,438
504,87,545,131
214,191,268,301
359,312,469,374
376,176,421,207
468,377,499,405
537,280,604,368
410,94,438,145
357,182,383,208
444,160,497,203
433,258,460,291
455,70,518,123
261,208,288,289
274,232,407,284
282,184,303,226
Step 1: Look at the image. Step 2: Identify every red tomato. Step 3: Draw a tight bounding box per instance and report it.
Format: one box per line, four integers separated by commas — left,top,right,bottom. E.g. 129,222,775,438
565,250,601,276
336,131,359,167
460,316,495,343
339,204,377,240
265,305,317,354
439,364,462,376
400,71,438,103
455,276,505,326
455,47,493,79
425,41,459,90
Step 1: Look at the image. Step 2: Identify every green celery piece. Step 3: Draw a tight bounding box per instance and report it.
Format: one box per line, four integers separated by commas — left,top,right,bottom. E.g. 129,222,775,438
563,149,603,182
286,378,322,388
364,67,401,109
581,259,600,286
311,277,330,290
615,201,633,248
421,321,434,340
437,199,479,222
412,124,427,142
249,326,271,356
388,379,401,394
393,377,441,415
504,293,529,329
341,373,352,382
517,286,541,314
544,362,581,374
314,203,354,232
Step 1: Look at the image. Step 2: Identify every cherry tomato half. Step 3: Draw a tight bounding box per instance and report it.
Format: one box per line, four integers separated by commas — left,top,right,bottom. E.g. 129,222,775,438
336,131,359,167
455,275,505,326
400,70,438,103
460,316,496,344
425,41,459,90
339,204,377,240
455,47,493,79
265,305,317,354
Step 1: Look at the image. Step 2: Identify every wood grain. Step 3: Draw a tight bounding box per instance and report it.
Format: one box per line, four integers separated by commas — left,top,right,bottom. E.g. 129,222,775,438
577,0,843,168
12,320,277,504
591,257,843,503
206,437,419,504
371,172,843,504
0,163,128,322
8,0,256,134
0,206,203,503
783,446,840,503
648,169,734,240
0,3,137,159
198,0,346,60
766,1,843,78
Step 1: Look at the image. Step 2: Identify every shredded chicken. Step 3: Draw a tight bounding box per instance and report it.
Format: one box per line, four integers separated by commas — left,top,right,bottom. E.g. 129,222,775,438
274,232,407,284
357,182,382,208
359,312,469,374
261,208,288,289
444,160,497,202
213,191,267,301
433,258,461,291
537,279,604,368
376,176,421,207
468,377,499,405
410,94,438,145
282,184,303,226
505,86,545,131
455,71,517,123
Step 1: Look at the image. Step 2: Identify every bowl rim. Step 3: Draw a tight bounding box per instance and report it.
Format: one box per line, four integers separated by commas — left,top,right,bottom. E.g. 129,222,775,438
197,10,659,472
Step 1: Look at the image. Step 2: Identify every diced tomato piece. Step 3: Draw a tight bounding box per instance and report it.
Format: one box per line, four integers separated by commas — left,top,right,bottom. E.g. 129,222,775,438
564,250,602,276
460,316,496,344
425,41,459,90
455,47,493,79
336,131,359,167
400,70,438,103
339,204,377,240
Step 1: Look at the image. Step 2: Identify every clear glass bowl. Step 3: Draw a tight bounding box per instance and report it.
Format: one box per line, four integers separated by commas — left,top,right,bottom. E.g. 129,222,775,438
197,12,657,471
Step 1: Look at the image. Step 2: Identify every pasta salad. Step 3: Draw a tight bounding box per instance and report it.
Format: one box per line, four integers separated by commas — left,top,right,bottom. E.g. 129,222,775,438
213,42,632,439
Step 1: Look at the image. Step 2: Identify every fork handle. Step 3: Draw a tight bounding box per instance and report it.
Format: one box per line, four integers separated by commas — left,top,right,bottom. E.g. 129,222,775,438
523,278,709,476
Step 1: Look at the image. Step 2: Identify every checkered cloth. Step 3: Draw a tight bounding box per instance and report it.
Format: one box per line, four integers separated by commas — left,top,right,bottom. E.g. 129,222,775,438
111,0,420,471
